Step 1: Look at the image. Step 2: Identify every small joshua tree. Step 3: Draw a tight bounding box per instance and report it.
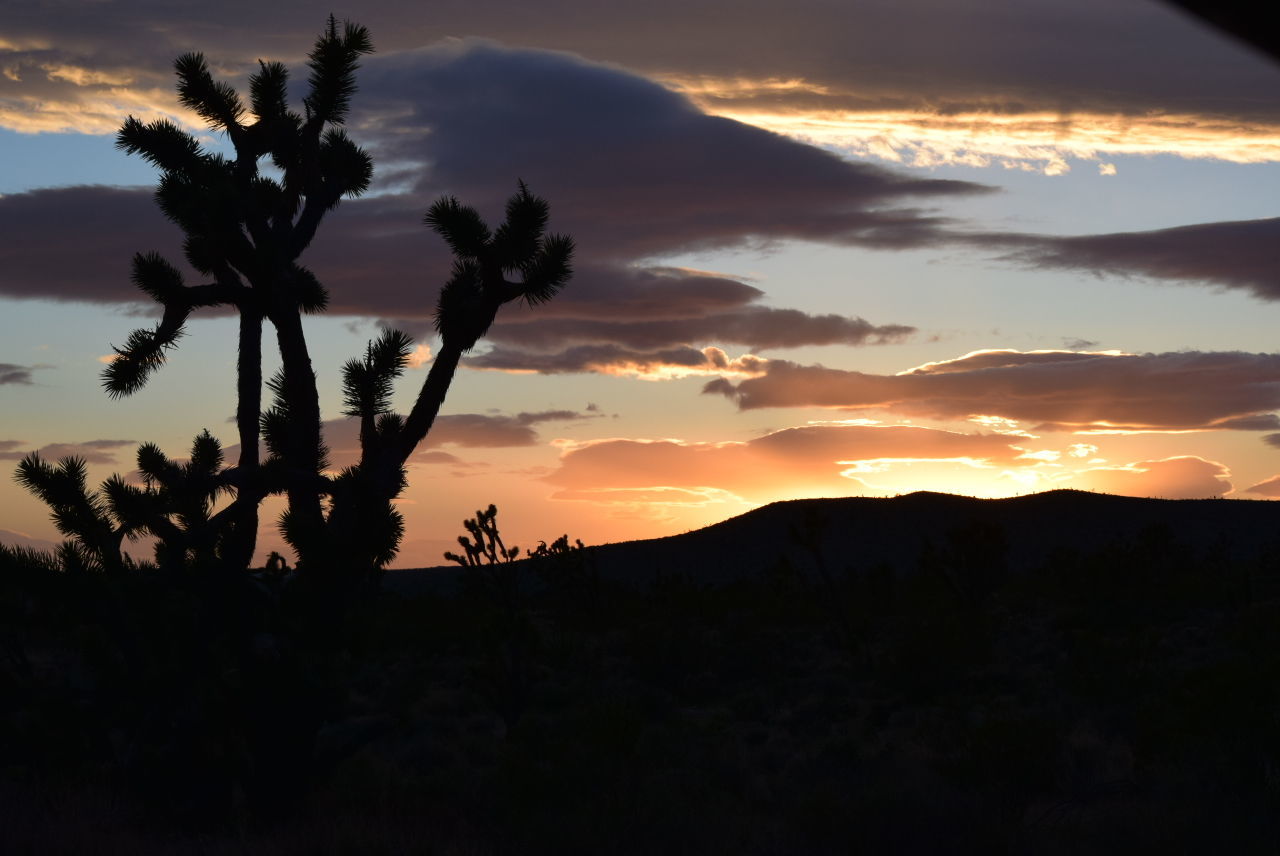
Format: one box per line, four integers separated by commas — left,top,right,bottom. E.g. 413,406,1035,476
15,430,243,574
445,503,522,568
443,503,588,608
13,454,139,575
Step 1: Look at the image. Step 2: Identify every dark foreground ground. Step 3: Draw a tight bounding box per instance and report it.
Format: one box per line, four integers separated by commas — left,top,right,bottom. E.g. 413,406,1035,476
5,491,1280,853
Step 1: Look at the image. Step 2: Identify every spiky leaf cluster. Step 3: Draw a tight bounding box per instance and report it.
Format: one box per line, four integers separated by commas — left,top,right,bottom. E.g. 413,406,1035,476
426,182,575,351
304,16,373,126
175,52,246,132
16,455,115,550
249,60,290,127
130,251,186,303
519,233,575,306
134,432,230,532
341,328,413,419
260,370,329,475
0,541,61,575
12,428,277,575
491,182,549,268
102,324,184,399
288,264,330,314
115,116,204,173
13,454,145,573
327,466,407,569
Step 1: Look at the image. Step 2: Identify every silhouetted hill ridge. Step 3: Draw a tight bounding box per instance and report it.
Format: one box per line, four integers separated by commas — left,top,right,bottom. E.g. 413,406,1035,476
383,490,1280,595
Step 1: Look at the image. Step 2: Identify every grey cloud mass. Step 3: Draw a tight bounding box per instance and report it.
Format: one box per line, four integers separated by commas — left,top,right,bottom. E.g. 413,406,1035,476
9,47,1279,332
3,14,1277,393
387,262,913,374
3,0,1277,130
311,410,597,469
512,267,766,321
0,186,167,304
995,217,1280,300
707,350,1280,431
486,310,912,352
0,43,943,367
460,309,911,375
0,364,37,385
466,344,735,375
354,42,983,261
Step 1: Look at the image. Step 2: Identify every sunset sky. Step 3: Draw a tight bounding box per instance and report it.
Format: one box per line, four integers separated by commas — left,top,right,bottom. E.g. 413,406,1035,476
3,0,1280,567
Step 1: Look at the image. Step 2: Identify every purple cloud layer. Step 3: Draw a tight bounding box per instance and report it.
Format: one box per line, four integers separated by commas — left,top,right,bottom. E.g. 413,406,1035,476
706,350,1280,431
1,35,1277,395
993,217,1280,300
4,0,1276,128
0,43,957,373
303,410,598,470
5,38,1277,340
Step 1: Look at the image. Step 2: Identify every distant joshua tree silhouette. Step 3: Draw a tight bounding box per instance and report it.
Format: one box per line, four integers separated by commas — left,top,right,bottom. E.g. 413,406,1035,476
15,18,573,592
264,550,290,575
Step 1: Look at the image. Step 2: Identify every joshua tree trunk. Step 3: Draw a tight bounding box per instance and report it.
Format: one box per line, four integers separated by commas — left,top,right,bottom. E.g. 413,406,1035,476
327,339,463,519
219,307,263,568
87,19,373,574
272,308,328,566
319,339,466,579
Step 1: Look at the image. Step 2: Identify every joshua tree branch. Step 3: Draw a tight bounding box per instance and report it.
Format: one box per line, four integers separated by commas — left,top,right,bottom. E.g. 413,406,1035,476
396,340,465,464
184,281,251,309
289,189,342,259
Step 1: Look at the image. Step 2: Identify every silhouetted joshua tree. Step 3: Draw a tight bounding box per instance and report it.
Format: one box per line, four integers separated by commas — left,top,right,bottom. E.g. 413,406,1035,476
316,186,573,588
16,18,573,589
101,16,373,571
15,430,241,574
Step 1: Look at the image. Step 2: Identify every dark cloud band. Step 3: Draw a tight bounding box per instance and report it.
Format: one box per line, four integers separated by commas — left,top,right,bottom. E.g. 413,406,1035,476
706,349,1280,432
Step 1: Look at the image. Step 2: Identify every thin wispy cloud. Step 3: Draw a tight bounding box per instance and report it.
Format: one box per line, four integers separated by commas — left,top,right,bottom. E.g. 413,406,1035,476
468,344,768,380
0,438,134,464
0,363,37,385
